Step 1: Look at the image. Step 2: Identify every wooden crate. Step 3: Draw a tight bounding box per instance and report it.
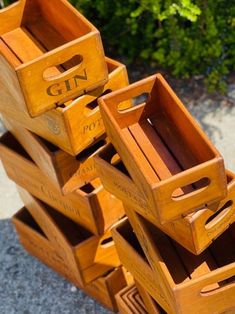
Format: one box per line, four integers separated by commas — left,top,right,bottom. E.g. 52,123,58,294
0,132,125,235
116,283,165,314
94,143,235,254
17,187,121,285
3,116,108,193
12,207,132,312
0,0,108,117
116,284,147,314
112,217,235,314
0,47,129,154
135,281,166,314
99,74,227,224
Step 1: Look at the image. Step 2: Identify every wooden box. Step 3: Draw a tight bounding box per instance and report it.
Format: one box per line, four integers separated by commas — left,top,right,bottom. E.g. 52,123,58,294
12,207,132,312
116,284,165,314
135,281,166,314
99,74,227,224
17,187,121,285
3,116,108,193
0,132,125,235
116,284,148,314
94,143,235,254
0,48,128,154
0,0,108,117
112,218,235,314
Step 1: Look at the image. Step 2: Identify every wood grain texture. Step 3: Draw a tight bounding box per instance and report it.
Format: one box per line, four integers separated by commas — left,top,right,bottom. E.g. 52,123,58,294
12,208,131,311
0,49,128,154
0,1,26,35
135,281,166,314
116,284,147,314
112,218,235,314
18,188,121,285
99,74,227,224
94,143,235,254
0,0,107,117
3,116,108,193
0,132,125,235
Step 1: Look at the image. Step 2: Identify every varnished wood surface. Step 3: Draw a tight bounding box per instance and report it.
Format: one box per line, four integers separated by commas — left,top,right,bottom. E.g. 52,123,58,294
0,52,128,155
0,132,125,235
18,188,121,285
12,207,131,312
112,218,235,314
3,116,108,193
94,143,235,255
0,0,107,116
99,74,227,224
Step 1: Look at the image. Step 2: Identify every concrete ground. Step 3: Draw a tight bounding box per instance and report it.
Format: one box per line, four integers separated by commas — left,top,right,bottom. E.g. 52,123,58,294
0,83,235,313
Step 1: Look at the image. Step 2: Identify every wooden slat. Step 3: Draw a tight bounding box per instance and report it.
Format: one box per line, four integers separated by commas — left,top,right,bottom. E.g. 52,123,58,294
1,27,44,62
26,18,66,51
173,240,219,290
129,120,193,195
1,27,62,76
138,216,190,285
151,114,200,171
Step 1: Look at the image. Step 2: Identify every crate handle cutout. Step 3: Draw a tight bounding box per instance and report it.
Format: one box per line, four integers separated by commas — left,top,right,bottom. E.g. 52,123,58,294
100,236,115,248
110,152,121,166
118,92,150,113
200,279,235,297
171,177,210,201
43,55,83,82
205,200,234,229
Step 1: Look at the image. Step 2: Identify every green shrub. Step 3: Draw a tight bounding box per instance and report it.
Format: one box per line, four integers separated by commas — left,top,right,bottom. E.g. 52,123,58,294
3,0,235,92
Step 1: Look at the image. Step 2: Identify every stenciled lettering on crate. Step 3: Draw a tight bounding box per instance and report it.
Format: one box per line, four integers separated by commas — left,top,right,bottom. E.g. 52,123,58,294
0,0,108,117
46,70,88,96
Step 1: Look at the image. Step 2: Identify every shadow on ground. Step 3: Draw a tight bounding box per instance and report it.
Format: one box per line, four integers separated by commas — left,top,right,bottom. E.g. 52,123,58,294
0,219,111,314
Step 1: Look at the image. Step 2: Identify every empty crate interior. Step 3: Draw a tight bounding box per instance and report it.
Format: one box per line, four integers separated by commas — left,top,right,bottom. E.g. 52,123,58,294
0,132,102,195
111,149,233,231
1,0,91,69
0,132,33,161
115,77,217,195
36,200,92,246
98,144,235,230
117,219,235,292
15,208,47,238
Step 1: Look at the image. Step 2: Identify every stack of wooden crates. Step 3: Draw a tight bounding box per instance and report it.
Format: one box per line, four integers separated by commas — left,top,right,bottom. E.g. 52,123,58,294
0,0,133,311
95,74,235,313
1,1,235,314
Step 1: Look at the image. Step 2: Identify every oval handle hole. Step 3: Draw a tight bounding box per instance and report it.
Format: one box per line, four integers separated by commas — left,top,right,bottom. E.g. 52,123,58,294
101,236,114,248
80,182,95,194
110,153,121,166
171,177,210,200
118,92,150,112
201,279,235,297
43,55,83,81
205,200,233,229
133,92,150,105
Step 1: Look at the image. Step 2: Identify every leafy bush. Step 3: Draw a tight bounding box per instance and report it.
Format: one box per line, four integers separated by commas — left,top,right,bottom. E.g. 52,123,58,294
74,0,235,93
3,0,235,92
